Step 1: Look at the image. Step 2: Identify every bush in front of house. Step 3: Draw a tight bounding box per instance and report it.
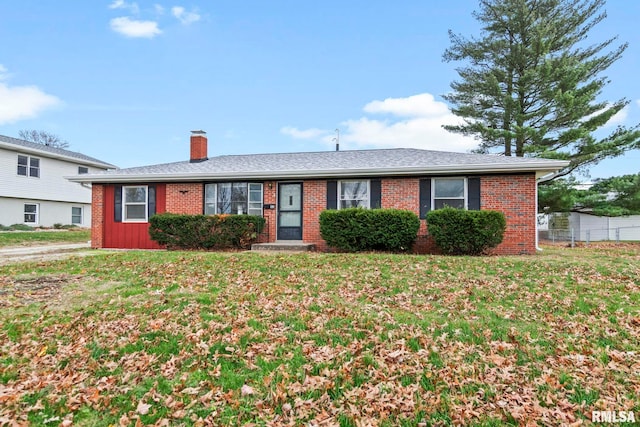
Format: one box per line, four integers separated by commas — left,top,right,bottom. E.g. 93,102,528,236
320,208,420,252
426,207,506,255
149,213,266,250
1,224,35,231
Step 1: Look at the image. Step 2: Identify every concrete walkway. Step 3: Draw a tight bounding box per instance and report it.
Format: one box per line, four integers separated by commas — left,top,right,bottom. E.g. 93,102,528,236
0,242,93,265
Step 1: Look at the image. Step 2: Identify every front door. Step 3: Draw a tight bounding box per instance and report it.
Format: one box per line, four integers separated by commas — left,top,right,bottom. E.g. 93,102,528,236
277,183,302,240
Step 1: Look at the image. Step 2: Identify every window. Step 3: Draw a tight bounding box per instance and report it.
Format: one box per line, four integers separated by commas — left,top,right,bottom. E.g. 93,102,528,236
17,155,40,177
30,158,40,177
419,177,479,219
339,180,369,209
17,155,27,176
123,186,148,222
204,183,263,216
248,183,263,216
78,166,89,174
72,207,83,225
24,204,39,224
433,178,466,209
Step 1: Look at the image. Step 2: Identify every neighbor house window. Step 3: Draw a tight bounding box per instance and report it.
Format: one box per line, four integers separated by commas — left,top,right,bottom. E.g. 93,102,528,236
17,155,40,177
71,207,83,225
24,204,39,224
339,180,369,209
123,186,148,222
433,178,466,209
204,183,263,216
78,166,89,174
17,155,27,176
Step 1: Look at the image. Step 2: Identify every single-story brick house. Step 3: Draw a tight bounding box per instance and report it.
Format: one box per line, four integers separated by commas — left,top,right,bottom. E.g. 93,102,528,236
68,131,568,254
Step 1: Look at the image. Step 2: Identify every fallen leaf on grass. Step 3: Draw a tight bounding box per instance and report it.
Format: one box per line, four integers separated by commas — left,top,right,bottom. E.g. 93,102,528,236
136,400,152,415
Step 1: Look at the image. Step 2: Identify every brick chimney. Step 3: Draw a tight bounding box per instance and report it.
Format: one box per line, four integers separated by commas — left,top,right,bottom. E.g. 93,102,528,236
190,130,208,163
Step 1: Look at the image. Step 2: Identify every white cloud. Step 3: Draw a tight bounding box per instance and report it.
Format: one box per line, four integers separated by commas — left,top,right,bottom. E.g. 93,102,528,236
108,0,139,14
341,116,476,152
110,17,162,38
363,93,449,117
0,66,61,125
171,6,201,25
583,103,630,128
280,126,330,140
607,106,628,127
154,4,165,14
282,93,478,152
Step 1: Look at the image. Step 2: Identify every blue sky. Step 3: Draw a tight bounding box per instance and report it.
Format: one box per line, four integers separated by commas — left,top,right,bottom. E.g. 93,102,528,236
0,0,638,179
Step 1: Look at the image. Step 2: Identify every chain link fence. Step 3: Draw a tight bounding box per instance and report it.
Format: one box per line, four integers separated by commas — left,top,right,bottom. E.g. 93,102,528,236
539,226,640,245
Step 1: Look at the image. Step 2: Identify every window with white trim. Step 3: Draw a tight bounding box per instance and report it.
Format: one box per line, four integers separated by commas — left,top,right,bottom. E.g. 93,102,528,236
123,186,148,222
17,155,40,177
339,180,370,209
78,166,89,174
24,204,39,224
72,207,83,225
204,183,263,216
433,178,466,209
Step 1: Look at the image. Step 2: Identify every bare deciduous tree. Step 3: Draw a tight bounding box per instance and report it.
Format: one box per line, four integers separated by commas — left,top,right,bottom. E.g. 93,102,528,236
19,130,70,149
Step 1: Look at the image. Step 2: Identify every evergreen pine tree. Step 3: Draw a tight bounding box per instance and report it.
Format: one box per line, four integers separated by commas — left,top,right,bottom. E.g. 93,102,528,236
443,0,639,179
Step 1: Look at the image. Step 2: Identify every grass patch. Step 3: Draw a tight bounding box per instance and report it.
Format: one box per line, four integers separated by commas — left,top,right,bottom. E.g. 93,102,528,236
0,229,90,247
0,245,638,424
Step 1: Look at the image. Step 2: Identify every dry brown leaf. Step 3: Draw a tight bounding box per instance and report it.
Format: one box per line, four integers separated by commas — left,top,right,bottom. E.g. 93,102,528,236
241,384,255,396
136,400,152,415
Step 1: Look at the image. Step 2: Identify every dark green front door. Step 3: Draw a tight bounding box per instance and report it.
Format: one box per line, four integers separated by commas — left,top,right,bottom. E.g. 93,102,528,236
277,183,302,240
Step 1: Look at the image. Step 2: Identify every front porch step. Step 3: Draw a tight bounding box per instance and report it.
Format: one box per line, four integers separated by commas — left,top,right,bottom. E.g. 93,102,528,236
251,241,316,252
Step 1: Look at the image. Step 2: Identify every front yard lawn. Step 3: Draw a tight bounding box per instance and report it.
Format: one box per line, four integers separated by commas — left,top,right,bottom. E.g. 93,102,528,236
0,229,90,247
0,245,638,425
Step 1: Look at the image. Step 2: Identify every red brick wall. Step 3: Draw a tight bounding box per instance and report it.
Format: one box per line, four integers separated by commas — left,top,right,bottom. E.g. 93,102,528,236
91,184,104,249
166,183,203,214
297,175,537,255
379,178,432,252
260,181,277,243
298,178,426,252
93,175,538,254
302,180,328,251
481,174,537,255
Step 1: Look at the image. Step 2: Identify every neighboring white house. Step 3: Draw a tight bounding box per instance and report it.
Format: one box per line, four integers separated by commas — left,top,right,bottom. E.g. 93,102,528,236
0,135,116,227
568,212,640,241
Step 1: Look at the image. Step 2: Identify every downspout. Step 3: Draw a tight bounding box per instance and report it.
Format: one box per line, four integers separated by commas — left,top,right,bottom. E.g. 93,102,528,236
535,179,542,252
535,172,556,252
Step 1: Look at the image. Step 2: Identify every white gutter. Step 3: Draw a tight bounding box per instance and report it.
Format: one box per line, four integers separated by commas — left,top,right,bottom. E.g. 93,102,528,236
534,168,572,251
67,160,570,184
535,178,542,252
536,170,559,183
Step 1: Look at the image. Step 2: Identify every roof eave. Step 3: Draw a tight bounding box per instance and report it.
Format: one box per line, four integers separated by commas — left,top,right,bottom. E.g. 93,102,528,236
67,160,570,183
0,141,116,169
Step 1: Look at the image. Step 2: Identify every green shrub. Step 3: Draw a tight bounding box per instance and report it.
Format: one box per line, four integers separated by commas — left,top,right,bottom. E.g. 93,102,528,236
8,224,34,231
320,208,420,252
426,208,506,255
53,223,77,229
149,213,265,250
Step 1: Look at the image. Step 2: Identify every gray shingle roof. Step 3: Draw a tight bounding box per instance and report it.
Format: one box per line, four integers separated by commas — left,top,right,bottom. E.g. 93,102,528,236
68,148,568,183
0,134,116,169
